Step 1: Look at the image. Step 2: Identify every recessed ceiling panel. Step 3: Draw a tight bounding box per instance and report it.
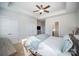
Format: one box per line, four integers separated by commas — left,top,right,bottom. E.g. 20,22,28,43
10,2,66,15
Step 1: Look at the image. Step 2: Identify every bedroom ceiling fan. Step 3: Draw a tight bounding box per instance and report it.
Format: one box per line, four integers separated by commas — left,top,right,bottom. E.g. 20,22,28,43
33,5,50,14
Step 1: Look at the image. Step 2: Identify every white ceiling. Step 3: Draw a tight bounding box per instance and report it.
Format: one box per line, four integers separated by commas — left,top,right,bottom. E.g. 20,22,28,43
0,2,79,19
12,2,66,15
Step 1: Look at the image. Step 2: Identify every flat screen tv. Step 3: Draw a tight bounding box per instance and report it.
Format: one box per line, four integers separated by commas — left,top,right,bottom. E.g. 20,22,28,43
37,26,41,30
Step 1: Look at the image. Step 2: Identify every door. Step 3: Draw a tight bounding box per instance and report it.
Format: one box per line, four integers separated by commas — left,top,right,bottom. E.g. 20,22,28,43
54,22,59,37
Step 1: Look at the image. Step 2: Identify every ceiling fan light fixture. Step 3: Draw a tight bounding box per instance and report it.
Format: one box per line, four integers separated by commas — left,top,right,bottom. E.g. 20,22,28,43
33,4,50,14
39,9,44,12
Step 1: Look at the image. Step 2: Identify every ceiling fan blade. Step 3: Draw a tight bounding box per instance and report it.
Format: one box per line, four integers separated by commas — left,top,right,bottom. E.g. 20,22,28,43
41,5,43,8
33,10,39,12
36,5,41,9
43,5,50,9
44,10,49,13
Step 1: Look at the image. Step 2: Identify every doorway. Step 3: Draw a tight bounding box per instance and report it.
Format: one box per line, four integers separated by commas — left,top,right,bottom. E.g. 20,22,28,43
52,21,59,37
37,20,45,35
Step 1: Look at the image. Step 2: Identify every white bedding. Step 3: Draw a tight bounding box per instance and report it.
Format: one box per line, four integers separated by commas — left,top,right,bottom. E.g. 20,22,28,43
25,34,49,50
30,37,62,56
25,34,72,56
36,36,71,56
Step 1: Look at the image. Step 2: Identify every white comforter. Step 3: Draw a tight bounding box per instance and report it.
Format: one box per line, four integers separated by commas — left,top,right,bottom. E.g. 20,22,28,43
25,34,72,56
36,36,71,56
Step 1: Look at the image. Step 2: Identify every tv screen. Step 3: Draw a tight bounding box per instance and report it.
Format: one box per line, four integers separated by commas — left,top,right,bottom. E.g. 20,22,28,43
37,26,41,30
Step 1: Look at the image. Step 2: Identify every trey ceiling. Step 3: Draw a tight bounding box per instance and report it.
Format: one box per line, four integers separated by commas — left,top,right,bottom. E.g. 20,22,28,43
0,2,79,19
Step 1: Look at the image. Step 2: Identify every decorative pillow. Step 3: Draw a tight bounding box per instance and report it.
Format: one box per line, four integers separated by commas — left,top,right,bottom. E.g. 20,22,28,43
25,36,40,50
62,35,73,52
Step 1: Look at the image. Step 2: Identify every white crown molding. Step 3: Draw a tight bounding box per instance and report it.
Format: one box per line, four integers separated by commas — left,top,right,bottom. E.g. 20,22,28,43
38,9,79,19
38,9,67,19
0,5,78,20
0,6,37,19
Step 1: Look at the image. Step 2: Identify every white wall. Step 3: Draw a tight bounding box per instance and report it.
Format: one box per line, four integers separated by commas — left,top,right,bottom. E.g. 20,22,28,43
0,7,37,44
76,10,79,27
45,12,78,36
18,15,37,39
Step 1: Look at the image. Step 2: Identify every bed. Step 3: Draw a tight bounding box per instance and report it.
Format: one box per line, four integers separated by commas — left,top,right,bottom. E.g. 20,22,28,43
25,34,73,56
